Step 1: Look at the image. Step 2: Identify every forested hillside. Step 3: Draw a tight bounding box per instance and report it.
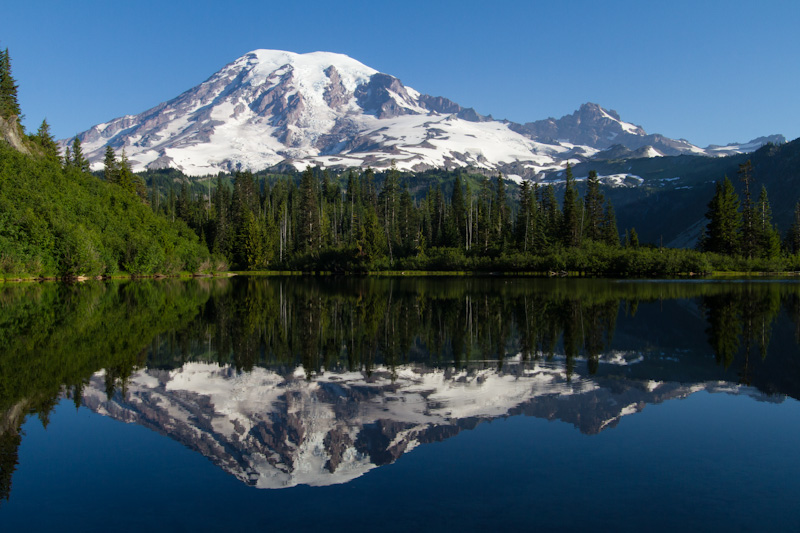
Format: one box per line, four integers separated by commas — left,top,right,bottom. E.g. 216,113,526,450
563,139,800,247
0,47,214,279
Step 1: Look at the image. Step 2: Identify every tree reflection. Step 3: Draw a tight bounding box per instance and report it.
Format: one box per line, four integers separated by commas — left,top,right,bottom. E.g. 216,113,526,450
2,277,800,502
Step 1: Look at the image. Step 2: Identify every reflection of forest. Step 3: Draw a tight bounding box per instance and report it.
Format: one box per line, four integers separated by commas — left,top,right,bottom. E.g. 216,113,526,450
2,278,800,500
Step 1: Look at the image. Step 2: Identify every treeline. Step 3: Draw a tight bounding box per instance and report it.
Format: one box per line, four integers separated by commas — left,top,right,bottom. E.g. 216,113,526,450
701,160,792,258
162,162,636,273
158,158,800,275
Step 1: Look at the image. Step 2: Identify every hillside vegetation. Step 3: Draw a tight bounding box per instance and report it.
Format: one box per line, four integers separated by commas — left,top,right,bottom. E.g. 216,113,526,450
0,137,212,278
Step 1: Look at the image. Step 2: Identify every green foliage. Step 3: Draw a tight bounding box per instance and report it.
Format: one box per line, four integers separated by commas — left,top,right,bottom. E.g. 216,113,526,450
0,143,209,277
754,186,781,259
29,119,59,161
561,163,581,247
701,176,740,255
67,137,89,173
0,48,21,121
785,201,800,255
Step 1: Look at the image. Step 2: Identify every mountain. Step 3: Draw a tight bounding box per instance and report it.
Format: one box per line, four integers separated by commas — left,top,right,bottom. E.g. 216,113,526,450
66,50,783,178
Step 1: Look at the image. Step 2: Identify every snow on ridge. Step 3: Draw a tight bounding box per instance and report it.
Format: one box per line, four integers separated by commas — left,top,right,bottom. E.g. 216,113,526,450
598,106,643,135
67,50,763,177
644,146,662,158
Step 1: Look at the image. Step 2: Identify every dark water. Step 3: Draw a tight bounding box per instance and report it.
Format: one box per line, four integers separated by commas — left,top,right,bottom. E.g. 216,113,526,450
2,277,800,531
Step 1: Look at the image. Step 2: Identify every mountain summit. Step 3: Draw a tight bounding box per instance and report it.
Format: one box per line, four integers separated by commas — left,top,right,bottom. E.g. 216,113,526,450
70,50,782,177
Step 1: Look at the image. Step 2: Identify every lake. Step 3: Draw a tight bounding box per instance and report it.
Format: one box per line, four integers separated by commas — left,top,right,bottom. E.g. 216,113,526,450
1,277,800,531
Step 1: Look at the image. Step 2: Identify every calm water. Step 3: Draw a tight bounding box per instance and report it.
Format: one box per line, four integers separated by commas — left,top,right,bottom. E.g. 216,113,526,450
2,277,800,531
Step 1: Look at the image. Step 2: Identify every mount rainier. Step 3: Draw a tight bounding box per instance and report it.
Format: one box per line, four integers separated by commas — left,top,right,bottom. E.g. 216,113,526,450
69,49,783,177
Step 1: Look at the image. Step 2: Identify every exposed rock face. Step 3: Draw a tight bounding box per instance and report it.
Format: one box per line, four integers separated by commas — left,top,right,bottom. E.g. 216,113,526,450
355,73,419,118
323,66,349,109
0,115,30,154
513,103,648,148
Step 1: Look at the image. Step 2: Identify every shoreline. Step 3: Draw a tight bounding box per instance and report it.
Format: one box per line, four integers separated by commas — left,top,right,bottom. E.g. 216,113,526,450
2,270,800,283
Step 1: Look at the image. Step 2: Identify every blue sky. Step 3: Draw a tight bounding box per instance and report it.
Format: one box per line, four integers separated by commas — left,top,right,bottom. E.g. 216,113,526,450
2,0,798,146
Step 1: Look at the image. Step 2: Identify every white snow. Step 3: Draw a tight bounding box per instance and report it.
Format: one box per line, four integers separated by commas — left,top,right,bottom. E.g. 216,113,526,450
68,50,750,177
598,107,642,135
643,146,662,158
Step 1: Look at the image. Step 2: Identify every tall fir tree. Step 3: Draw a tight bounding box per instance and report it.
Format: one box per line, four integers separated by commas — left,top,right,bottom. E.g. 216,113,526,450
477,176,492,252
601,202,620,247
0,48,21,121
491,173,510,248
70,137,90,173
701,176,741,255
754,185,780,259
540,184,560,245
32,119,59,160
515,180,533,252
297,166,321,255
785,201,800,255
103,146,119,183
561,163,581,247
738,160,757,259
378,162,401,259
583,170,605,242
449,174,466,248
117,149,136,195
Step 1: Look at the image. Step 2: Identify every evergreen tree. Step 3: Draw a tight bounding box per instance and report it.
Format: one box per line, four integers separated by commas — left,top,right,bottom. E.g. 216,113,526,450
601,202,620,247
785,201,800,255
398,184,418,254
491,173,510,247
449,174,466,248
297,166,320,255
515,180,542,253
628,227,640,248
378,162,401,260
70,137,90,173
738,160,757,258
0,48,21,121
701,176,741,255
211,176,233,259
540,184,560,245
32,119,59,160
584,170,604,242
561,163,581,247
515,180,533,252
117,149,138,196
754,185,780,259
477,176,492,252
103,146,119,183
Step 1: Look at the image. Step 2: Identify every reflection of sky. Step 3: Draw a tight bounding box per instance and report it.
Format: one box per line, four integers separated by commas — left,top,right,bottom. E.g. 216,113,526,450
5,388,800,531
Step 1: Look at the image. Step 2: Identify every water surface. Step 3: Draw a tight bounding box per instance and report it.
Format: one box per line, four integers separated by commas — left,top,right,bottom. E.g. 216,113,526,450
1,277,800,531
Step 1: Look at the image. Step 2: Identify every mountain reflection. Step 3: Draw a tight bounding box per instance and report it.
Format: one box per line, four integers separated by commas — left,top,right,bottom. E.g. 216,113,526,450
2,277,800,496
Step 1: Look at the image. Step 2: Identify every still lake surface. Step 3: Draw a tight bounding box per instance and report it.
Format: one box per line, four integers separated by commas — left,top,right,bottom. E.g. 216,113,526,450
1,276,800,531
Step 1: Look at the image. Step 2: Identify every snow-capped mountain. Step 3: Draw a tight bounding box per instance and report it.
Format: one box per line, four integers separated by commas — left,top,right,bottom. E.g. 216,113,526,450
79,359,767,489
68,49,783,178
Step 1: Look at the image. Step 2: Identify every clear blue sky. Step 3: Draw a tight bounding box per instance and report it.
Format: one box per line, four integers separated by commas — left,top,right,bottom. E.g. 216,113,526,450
2,0,798,146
